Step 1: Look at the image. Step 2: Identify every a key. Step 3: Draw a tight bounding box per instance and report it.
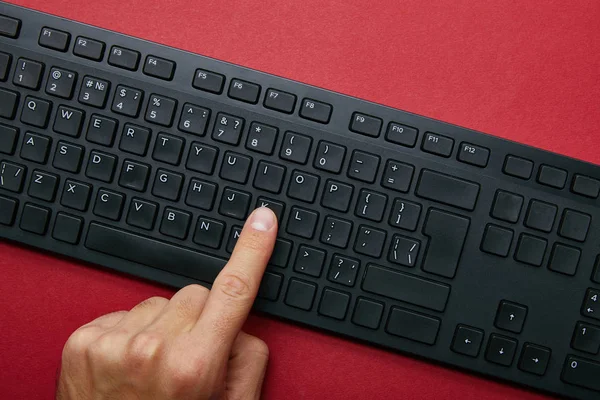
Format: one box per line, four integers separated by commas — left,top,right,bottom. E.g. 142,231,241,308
571,322,600,354
256,198,285,222
226,227,242,253
143,55,175,80
416,169,480,211
112,85,143,117
73,36,105,60
328,255,360,287
422,209,470,278
20,132,51,164
0,124,18,155
45,67,77,99
264,88,296,113
422,132,454,157
20,203,50,235
192,69,224,94
0,89,18,119
318,289,350,320
0,195,17,226
228,79,261,104
0,52,10,81
268,239,292,268
108,46,140,70
386,307,440,345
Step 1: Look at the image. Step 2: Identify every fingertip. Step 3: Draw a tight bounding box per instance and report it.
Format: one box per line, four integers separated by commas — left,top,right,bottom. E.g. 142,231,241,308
248,207,277,232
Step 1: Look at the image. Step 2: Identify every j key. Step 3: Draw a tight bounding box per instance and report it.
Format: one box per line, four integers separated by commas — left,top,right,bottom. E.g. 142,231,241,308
389,235,420,267
212,113,244,145
192,69,225,94
0,52,11,81
389,199,421,231
228,79,261,104
108,46,140,71
562,356,600,392
53,141,84,173
219,188,251,220
73,36,105,61
53,106,84,137
152,169,184,201
0,89,18,119
119,160,150,192
159,208,191,240
256,197,285,221
86,151,117,182
0,161,26,192
287,207,319,239
264,88,296,113
381,160,414,193
0,124,18,154
179,103,210,136
350,112,382,137
143,55,175,80
39,27,71,51
87,114,118,146
13,58,43,90
28,170,59,202
193,217,225,249
20,132,51,163
153,133,184,165
93,189,125,221
288,171,319,203
220,152,252,184
186,142,218,175
112,85,143,117
320,216,352,248
0,15,20,38
354,226,386,258
60,180,91,211
52,213,83,244
328,255,360,287
246,122,278,155
119,124,151,156
422,209,470,278
185,178,217,211
314,141,346,173
348,150,380,183
46,68,77,99
145,94,177,127
126,198,158,230
79,76,110,108
355,190,387,222
21,96,52,128
280,131,312,164
321,180,353,212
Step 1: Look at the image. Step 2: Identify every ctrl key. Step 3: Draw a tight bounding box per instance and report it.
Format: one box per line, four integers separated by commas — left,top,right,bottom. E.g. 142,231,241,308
562,356,600,392
0,195,18,225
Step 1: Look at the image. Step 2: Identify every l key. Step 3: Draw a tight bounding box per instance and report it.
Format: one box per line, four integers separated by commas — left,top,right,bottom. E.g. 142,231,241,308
423,209,470,278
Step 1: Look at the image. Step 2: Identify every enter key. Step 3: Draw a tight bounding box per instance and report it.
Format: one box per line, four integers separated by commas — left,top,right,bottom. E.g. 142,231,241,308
423,209,470,278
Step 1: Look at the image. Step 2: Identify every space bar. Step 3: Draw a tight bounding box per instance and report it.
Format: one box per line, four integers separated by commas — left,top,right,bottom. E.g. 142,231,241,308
85,223,226,283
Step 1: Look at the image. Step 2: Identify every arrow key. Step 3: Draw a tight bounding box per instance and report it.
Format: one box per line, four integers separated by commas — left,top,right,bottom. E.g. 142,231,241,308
485,334,517,366
451,325,484,357
495,300,528,333
519,343,551,376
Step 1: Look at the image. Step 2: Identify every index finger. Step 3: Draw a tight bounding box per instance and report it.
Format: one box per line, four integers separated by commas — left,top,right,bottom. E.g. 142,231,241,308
192,207,277,353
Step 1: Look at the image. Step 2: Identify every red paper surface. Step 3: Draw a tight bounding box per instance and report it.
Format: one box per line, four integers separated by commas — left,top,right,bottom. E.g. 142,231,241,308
2,0,599,398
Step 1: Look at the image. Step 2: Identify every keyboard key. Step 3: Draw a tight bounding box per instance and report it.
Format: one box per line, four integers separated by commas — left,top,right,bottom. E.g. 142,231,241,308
152,169,183,201
321,180,353,212
159,208,191,240
227,228,242,254
20,203,50,235
184,143,216,175
299,98,332,124
28,170,58,202
143,55,175,80
193,217,225,249
352,298,383,329
561,356,600,392
21,96,52,128
389,235,420,267
355,189,387,222
0,52,11,81
548,243,580,276
481,224,513,257
318,289,350,320
348,150,379,183
53,106,84,137
525,200,557,233
86,114,117,146
93,189,125,221
294,245,326,277
21,132,51,163
287,207,318,239
0,88,18,119
79,76,110,108
491,190,523,223
381,160,414,193
314,141,346,173
86,151,117,182
256,198,284,222
363,264,450,312
153,133,183,165
495,301,527,333
253,161,285,193
389,199,421,231
119,124,151,156
288,170,319,203
228,79,260,104
458,142,490,167
320,216,352,248
14,58,43,90
219,188,251,220
258,272,283,301
485,334,517,366
192,69,224,94
519,344,551,376
285,279,317,311
39,27,70,51
350,113,382,137
422,132,454,157
280,131,312,164
220,152,252,184
451,325,484,357
119,160,150,192
112,85,143,117
386,307,440,345
73,36,105,60
582,288,600,320
0,123,18,154
185,178,217,211
0,161,26,193
0,15,20,38
504,155,533,179
60,179,91,211
245,122,278,155
145,94,177,127
52,213,83,244
422,209,470,278
385,122,418,147
559,209,591,242
354,226,386,258
46,67,77,99
179,103,210,136
538,164,567,189
127,198,158,230
212,113,244,145
515,233,547,266
417,170,480,211
264,88,296,113
268,239,292,268
0,195,18,226
108,46,140,70
572,175,600,198
328,255,359,287
571,322,600,354
593,257,600,284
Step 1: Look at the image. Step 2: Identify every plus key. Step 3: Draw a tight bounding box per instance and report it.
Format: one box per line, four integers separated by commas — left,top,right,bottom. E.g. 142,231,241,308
382,159,414,193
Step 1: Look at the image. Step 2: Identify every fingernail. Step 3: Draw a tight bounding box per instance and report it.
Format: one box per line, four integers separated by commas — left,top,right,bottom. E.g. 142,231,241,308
250,207,276,232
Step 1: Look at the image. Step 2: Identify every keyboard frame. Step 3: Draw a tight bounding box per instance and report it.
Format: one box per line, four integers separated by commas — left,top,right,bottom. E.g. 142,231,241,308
1,3,599,399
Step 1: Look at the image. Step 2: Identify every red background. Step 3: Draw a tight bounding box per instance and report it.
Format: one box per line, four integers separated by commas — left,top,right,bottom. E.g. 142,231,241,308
2,0,599,398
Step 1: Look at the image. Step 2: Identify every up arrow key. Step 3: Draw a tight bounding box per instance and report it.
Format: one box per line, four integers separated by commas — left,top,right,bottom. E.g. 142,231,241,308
464,339,471,344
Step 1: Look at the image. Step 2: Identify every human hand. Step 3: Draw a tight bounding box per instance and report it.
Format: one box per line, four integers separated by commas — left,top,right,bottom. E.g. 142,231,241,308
57,207,277,400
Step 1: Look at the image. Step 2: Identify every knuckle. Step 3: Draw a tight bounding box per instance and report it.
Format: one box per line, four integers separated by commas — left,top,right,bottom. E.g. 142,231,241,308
125,332,164,368
164,355,207,396
132,296,168,311
217,271,253,300
87,329,128,365
63,327,96,359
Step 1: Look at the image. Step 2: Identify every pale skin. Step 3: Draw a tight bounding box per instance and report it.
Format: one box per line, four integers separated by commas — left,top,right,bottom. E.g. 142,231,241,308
57,207,278,400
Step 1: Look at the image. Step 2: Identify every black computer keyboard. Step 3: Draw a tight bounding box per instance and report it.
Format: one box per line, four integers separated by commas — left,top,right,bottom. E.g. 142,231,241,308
1,3,599,398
